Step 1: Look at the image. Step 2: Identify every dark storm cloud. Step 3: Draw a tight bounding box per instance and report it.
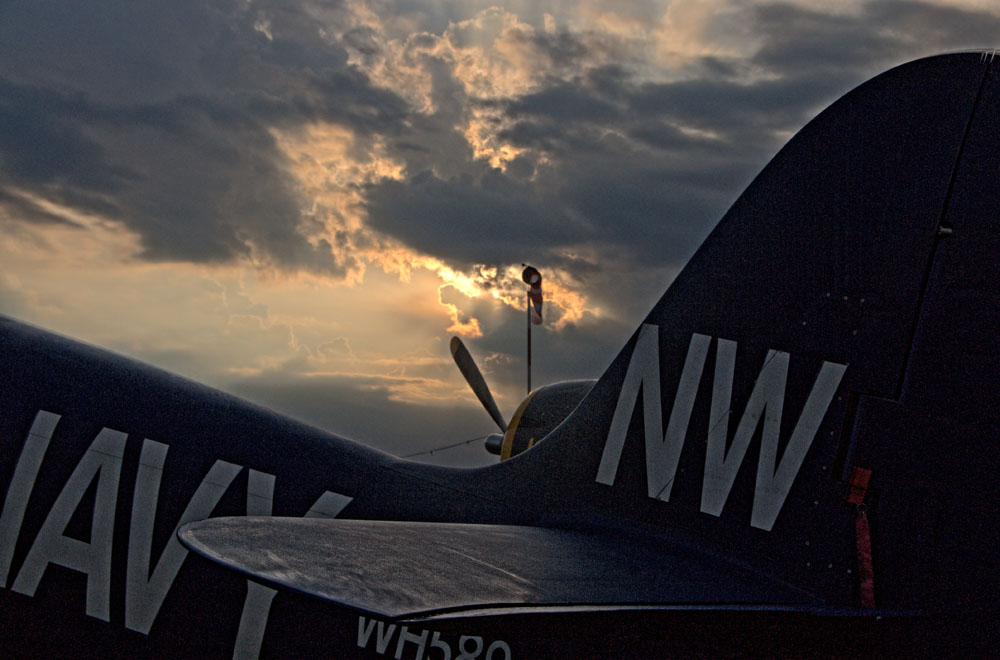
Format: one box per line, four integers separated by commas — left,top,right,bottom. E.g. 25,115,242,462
368,64,773,278
2,0,994,286
753,1,1000,78
363,0,998,296
528,30,592,70
363,169,581,266
507,82,622,124
0,0,407,274
627,74,847,144
0,0,353,103
0,81,136,198
0,76,338,270
286,67,411,130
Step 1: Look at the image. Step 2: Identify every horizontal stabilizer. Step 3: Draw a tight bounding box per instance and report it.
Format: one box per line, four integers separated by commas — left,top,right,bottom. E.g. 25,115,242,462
179,518,813,620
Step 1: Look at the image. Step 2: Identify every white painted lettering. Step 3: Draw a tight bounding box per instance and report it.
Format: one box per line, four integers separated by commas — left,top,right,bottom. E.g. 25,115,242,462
125,447,242,633
233,482,353,660
700,341,848,529
701,342,789,519
596,326,710,501
395,625,429,660
485,641,512,660
358,618,509,660
376,621,398,655
232,470,277,660
304,490,354,519
429,631,452,660
456,635,483,660
358,616,378,648
234,583,275,660
596,328,848,530
751,360,847,530
12,427,127,621
0,410,60,587
2,409,361,654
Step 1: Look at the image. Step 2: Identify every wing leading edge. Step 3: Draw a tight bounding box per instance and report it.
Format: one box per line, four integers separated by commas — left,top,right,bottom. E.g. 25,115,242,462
179,517,815,620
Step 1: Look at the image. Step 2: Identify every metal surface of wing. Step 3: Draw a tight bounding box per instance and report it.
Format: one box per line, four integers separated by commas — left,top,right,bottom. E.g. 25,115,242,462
179,517,813,620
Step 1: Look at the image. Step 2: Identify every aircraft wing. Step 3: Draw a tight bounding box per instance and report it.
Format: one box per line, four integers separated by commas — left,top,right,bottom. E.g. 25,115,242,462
179,517,814,620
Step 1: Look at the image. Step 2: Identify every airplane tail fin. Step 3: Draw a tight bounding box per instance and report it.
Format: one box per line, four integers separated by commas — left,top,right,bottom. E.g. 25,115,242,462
495,52,1000,612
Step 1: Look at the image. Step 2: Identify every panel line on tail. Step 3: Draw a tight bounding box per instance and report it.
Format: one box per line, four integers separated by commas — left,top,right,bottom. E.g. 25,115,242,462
894,60,992,399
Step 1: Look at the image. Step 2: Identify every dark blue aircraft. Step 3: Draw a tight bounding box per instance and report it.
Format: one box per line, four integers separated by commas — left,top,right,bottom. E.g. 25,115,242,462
2,52,999,658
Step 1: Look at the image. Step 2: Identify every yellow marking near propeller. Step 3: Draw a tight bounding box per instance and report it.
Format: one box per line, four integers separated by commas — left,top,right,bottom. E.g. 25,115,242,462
500,390,537,461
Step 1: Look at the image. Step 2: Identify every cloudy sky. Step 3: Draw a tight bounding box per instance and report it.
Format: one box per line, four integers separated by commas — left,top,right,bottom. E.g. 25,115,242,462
1,0,996,466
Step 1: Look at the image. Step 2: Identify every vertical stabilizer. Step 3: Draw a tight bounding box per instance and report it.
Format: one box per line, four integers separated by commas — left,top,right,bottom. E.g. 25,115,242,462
495,53,999,611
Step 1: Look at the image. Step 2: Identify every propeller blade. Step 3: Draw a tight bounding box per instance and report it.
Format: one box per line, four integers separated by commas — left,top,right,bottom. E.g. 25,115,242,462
450,336,507,432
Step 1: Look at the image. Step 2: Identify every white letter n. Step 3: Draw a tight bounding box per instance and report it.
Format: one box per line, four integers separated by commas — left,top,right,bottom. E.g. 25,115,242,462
596,326,710,502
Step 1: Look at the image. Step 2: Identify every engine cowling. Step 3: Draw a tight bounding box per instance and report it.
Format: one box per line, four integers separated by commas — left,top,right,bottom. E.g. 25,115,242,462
486,380,595,460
